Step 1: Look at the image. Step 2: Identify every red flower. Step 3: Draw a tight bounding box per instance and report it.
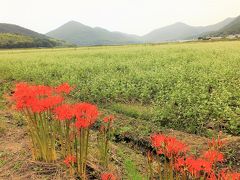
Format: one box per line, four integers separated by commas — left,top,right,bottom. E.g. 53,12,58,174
53,104,74,121
32,96,63,113
12,82,63,112
219,169,240,180
55,83,73,94
34,85,53,96
150,134,166,148
12,82,35,110
174,157,186,173
101,173,116,180
164,136,188,158
202,150,224,163
64,155,76,167
74,103,98,129
103,115,115,123
185,156,213,178
208,131,224,150
228,173,240,180
150,134,188,158
207,172,217,180
41,95,63,109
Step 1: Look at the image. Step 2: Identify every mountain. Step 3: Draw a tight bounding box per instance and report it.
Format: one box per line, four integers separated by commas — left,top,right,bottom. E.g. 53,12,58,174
0,23,47,39
47,18,235,45
46,21,141,46
208,16,240,36
142,17,235,42
142,22,202,42
202,17,235,32
1,15,238,48
0,23,71,48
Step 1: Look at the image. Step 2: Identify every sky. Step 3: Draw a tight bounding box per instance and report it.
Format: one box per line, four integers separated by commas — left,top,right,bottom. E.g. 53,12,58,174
1,0,240,35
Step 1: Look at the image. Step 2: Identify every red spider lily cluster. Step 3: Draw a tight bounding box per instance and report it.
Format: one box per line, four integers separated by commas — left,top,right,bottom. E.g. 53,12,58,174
12,82,72,162
12,82,117,179
53,102,98,127
151,134,188,159
13,82,72,112
149,133,240,180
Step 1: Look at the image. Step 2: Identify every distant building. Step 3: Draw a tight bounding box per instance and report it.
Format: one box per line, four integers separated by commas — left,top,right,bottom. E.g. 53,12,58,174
234,34,240,38
198,37,211,40
226,35,236,39
209,37,223,40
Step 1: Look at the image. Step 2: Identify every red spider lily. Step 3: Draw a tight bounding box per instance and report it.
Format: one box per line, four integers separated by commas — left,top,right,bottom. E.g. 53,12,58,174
12,82,63,112
202,150,224,164
185,156,213,178
74,103,98,129
150,133,166,148
29,95,63,113
103,115,115,123
174,157,186,173
13,83,52,99
208,131,224,150
53,104,74,121
34,85,53,96
55,83,73,94
206,172,217,180
64,155,76,167
219,169,240,180
101,173,116,180
150,134,188,158
73,103,98,178
164,136,188,158
75,118,91,128
12,82,36,110
175,156,213,176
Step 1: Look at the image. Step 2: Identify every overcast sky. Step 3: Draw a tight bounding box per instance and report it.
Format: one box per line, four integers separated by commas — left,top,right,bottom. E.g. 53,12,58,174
1,0,240,35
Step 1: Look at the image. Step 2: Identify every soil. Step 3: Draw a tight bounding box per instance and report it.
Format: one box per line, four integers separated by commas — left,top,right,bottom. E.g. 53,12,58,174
0,102,239,179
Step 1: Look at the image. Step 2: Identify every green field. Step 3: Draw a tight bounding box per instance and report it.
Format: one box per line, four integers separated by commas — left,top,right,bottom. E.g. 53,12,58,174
0,41,239,135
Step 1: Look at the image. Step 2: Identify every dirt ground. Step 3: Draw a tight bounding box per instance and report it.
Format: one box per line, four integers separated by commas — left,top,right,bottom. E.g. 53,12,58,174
0,102,239,179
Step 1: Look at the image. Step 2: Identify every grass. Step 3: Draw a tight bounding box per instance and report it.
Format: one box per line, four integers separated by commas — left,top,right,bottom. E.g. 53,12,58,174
117,148,147,179
0,41,239,135
0,151,8,168
109,103,156,120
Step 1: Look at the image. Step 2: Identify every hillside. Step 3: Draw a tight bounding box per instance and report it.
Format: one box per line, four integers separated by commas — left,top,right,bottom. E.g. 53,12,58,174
0,23,71,48
0,23,47,39
209,16,240,36
46,21,141,46
142,17,235,42
142,22,202,42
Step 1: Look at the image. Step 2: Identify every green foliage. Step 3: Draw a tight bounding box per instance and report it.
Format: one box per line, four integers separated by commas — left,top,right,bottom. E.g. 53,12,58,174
0,41,239,135
117,149,146,180
124,159,146,180
0,33,70,48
